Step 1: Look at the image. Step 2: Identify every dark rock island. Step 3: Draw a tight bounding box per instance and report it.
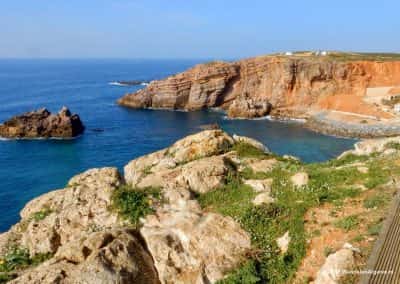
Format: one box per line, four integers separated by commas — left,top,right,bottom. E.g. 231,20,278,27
0,107,85,139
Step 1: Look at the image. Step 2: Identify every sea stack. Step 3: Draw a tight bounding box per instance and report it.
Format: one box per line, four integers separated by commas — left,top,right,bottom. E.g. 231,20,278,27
0,107,85,138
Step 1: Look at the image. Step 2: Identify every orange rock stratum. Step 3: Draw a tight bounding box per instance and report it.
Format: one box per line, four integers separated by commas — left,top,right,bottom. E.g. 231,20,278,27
118,52,400,136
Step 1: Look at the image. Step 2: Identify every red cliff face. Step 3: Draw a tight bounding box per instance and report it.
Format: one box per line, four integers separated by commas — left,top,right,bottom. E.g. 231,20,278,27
118,55,400,119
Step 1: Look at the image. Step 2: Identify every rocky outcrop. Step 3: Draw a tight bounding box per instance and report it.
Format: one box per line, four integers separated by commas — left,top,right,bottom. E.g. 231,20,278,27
10,229,160,284
118,54,400,120
0,130,259,283
339,136,400,157
0,107,85,138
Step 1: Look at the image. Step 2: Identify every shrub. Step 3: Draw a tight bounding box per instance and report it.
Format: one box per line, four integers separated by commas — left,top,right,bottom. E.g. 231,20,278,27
111,185,161,226
31,208,52,222
363,194,388,209
334,215,359,232
368,222,383,236
0,247,52,282
232,142,267,159
385,141,400,150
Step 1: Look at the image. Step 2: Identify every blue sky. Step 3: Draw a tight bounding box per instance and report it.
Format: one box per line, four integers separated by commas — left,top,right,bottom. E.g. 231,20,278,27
0,0,399,59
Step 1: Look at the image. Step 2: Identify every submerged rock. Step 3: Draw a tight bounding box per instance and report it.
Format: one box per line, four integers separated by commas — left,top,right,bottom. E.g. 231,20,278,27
0,107,85,138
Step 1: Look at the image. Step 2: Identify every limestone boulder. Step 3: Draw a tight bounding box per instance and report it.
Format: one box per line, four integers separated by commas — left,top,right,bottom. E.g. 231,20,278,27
290,172,309,187
245,158,278,173
253,192,275,206
177,156,231,194
9,168,123,256
347,136,400,156
140,202,251,284
233,134,270,153
244,178,273,192
276,231,291,254
314,243,356,284
11,229,159,284
124,130,234,186
227,96,271,118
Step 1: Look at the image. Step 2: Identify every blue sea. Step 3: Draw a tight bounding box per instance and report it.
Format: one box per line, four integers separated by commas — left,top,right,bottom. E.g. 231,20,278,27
0,59,357,232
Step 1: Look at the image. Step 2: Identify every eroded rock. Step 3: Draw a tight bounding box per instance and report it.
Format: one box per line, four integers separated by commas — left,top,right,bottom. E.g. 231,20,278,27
314,243,357,284
11,229,159,284
290,172,309,187
140,202,251,284
233,134,270,152
0,107,85,138
7,168,123,256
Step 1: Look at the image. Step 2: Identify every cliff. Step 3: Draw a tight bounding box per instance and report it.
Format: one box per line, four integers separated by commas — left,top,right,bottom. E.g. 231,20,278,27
1,130,400,283
118,52,400,124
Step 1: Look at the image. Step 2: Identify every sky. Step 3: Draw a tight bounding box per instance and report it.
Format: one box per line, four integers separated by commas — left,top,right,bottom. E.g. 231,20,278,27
0,0,399,59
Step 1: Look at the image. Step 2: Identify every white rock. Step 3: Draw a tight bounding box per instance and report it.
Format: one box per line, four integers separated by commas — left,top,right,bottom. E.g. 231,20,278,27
357,166,369,174
244,178,273,192
314,243,356,284
141,203,251,284
276,231,291,254
246,158,278,173
233,134,270,153
124,130,234,186
253,192,275,206
290,172,309,187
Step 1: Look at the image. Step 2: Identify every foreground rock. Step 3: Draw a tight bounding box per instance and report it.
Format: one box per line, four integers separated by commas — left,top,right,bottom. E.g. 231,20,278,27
141,202,250,283
10,229,159,284
0,130,260,283
314,243,357,284
0,107,85,138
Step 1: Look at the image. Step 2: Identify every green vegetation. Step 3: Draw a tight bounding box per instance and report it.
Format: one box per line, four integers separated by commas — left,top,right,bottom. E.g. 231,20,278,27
323,246,334,257
368,221,383,236
0,247,52,283
327,52,400,62
385,141,400,150
199,144,400,283
31,208,52,222
197,146,400,283
111,185,161,227
200,160,310,283
231,142,268,159
142,165,153,176
363,194,389,209
334,215,360,232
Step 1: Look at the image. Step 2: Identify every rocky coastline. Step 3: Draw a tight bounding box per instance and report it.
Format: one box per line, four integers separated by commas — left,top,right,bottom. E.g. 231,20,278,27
0,107,85,139
306,112,400,138
118,52,400,138
1,129,399,283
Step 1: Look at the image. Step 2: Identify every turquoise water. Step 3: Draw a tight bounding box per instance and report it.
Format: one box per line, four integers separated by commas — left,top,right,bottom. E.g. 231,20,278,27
0,59,357,232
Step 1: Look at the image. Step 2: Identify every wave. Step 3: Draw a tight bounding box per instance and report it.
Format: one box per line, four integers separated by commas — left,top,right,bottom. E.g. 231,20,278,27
0,134,83,141
108,81,150,87
223,115,306,123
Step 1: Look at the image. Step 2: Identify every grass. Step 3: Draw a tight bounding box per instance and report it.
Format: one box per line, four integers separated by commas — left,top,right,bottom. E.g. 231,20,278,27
231,142,268,159
363,194,389,209
327,52,400,62
110,185,161,227
323,246,334,257
368,221,383,236
0,247,52,283
199,149,398,283
334,215,360,232
385,141,400,150
200,162,309,283
31,208,52,222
